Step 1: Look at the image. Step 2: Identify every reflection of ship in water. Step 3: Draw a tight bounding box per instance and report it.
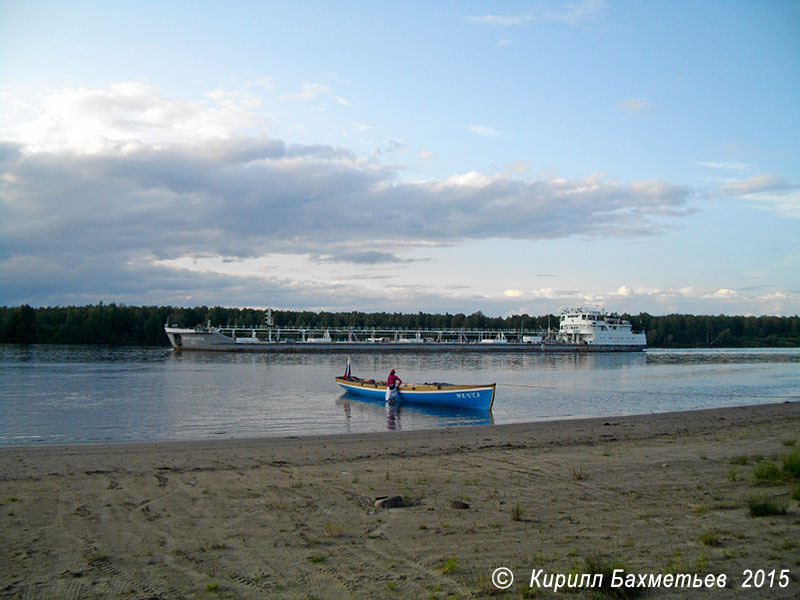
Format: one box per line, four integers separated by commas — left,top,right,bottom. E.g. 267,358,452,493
336,397,494,432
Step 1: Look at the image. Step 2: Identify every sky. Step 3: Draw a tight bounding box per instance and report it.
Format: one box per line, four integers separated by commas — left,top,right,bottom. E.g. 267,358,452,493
1,0,799,317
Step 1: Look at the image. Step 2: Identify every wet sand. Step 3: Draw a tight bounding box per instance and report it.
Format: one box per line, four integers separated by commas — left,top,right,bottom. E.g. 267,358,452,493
2,402,799,599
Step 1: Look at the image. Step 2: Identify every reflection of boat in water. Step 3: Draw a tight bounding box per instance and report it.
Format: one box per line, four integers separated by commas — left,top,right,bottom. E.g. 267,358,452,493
336,373,496,411
335,396,495,431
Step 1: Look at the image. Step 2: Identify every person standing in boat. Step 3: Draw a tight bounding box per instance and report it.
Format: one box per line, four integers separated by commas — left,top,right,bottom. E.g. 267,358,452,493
386,369,402,388
385,369,402,405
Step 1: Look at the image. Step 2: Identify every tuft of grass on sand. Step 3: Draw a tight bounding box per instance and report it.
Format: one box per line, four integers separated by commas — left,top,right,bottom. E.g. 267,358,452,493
752,449,800,484
694,549,708,570
87,553,110,565
782,449,800,479
666,549,689,574
323,520,346,538
570,466,585,481
747,494,789,517
699,531,722,547
753,461,782,483
441,555,457,574
510,501,525,522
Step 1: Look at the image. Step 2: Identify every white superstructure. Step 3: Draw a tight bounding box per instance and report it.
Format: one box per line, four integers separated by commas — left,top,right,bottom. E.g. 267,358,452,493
558,307,646,347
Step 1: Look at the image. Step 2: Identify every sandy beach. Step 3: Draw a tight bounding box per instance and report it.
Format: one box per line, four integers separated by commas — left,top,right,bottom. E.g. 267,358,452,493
2,402,799,599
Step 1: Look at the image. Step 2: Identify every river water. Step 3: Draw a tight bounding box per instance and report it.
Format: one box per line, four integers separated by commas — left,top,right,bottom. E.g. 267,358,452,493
1,345,798,446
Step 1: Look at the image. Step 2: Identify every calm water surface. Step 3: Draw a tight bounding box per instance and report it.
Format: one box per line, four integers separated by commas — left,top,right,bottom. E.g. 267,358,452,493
1,345,798,446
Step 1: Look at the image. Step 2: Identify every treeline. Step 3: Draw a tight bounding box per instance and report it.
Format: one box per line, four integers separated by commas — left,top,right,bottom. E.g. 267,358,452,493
638,313,800,348
1,304,799,347
0,304,171,346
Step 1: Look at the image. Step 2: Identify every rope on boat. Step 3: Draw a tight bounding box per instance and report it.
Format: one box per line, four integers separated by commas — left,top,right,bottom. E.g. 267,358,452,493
495,382,800,401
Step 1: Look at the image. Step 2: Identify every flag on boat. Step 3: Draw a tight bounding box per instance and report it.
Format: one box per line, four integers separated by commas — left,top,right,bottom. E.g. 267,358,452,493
343,357,351,379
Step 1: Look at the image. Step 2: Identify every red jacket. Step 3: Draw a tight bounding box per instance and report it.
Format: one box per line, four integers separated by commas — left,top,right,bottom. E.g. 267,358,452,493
387,372,402,387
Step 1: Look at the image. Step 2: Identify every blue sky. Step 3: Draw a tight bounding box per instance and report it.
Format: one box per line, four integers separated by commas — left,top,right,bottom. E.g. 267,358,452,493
1,0,798,316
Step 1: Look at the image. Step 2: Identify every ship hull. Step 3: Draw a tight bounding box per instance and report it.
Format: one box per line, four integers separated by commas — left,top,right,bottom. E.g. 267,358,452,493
164,326,646,353
167,338,645,353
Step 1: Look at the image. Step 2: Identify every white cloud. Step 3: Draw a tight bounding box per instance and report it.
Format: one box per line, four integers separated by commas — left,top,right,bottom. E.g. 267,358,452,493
546,0,607,26
718,173,800,218
245,76,274,90
720,173,782,195
696,160,751,171
531,288,560,299
280,83,350,106
467,15,532,26
757,291,787,301
434,170,495,189
467,1,607,28
710,288,740,299
740,189,799,218
8,82,268,154
205,87,263,109
469,125,500,137
616,98,648,114
504,289,523,297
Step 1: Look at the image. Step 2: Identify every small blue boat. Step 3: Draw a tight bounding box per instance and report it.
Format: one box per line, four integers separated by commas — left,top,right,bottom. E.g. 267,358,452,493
335,362,496,411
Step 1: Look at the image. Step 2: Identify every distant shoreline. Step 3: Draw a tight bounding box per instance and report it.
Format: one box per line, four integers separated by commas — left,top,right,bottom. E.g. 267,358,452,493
2,304,799,347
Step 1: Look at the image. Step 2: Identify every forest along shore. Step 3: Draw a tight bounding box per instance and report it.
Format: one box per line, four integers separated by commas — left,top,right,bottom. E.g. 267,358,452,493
2,402,799,599
2,303,799,347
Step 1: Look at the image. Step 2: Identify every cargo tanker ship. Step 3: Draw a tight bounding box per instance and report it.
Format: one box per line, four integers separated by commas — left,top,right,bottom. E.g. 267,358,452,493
165,307,646,353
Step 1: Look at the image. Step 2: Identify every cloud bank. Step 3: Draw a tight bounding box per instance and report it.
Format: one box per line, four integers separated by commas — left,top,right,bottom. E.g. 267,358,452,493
0,82,698,309
501,284,796,319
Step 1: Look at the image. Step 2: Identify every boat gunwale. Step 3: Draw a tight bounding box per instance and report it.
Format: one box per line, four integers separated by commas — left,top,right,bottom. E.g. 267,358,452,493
334,377,496,393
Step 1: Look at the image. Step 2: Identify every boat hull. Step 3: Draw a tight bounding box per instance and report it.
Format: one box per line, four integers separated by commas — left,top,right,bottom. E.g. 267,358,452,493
336,377,496,411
